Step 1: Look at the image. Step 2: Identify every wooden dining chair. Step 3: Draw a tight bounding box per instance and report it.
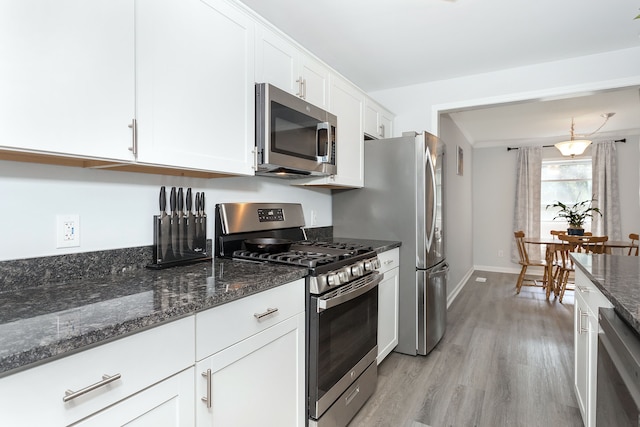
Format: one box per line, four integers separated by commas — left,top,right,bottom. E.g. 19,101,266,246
629,233,639,256
555,234,582,302
514,231,549,294
582,235,608,254
555,235,608,302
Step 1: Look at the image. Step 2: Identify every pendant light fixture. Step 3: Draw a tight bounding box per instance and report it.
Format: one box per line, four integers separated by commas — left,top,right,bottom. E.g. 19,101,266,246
554,113,615,157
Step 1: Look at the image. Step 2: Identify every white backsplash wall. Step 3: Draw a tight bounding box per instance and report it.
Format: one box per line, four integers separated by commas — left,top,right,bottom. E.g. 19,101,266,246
0,160,332,261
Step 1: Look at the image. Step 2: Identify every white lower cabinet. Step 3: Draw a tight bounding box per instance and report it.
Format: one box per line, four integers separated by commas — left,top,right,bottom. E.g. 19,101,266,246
377,248,400,364
196,313,305,427
0,316,195,426
574,268,612,427
195,279,306,427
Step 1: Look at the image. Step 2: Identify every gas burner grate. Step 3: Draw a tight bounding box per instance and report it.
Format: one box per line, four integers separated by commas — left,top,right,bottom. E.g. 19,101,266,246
232,249,343,268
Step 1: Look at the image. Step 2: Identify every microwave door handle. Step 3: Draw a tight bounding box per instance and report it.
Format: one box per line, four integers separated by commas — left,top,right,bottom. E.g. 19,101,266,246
316,122,330,163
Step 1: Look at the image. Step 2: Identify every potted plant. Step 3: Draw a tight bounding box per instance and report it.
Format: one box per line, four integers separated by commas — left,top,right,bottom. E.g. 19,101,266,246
546,198,602,236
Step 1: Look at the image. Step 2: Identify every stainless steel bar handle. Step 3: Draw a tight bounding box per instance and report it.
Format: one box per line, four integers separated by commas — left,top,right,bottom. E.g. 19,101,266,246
127,118,137,157
424,146,437,252
578,308,588,334
316,122,330,163
302,78,306,99
317,272,383,311
201,369,212,408
63,373,121,402
296,77,303,98
345,385,360,406
254,307,279,321
379,124,385,138
576,285,590,293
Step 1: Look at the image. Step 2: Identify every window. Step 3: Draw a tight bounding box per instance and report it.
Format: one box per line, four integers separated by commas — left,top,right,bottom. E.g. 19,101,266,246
540,159,593,237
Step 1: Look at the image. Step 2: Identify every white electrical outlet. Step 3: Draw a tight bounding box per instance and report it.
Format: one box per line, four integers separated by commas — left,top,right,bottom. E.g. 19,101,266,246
498,249,504,257
310,209,318,226
57,214,80,248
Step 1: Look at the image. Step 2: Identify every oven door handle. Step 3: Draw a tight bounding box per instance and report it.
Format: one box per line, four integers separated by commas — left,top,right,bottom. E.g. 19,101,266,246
317,272,383,312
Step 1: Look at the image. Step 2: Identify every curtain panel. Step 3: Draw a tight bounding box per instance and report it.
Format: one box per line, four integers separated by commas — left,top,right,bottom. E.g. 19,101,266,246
592,140,621,240
512,147,542,262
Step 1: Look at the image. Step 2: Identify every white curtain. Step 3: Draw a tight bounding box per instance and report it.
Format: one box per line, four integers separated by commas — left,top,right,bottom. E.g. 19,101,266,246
512,146,542,262
592,140,621,240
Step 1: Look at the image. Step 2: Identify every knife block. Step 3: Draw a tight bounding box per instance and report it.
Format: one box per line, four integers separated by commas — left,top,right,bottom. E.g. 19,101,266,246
148,214,210,269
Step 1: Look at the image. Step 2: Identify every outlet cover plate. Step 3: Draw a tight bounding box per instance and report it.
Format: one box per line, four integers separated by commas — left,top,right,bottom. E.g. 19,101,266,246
57,214,80,248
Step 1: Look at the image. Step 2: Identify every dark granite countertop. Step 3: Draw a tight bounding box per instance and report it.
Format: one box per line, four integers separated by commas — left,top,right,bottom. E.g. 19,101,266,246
572,253,640,335
0,258,307,377
0,236,399,378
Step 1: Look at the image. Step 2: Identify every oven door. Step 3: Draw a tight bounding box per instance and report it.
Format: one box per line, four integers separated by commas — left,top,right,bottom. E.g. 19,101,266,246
308,271,382,420
596,308,640,426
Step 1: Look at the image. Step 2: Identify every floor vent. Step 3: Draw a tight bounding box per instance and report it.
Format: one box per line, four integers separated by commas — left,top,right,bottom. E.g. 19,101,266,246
475,277,487,282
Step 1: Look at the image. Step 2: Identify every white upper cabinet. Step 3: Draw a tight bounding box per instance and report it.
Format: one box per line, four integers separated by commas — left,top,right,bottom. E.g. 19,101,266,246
299,74,364,188
364,98,394,139
255,25,329,109
0,0,135,161
135,0,255,175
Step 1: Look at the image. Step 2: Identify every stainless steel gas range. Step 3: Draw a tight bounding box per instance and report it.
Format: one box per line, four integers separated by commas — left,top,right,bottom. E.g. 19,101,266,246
215,202,382,427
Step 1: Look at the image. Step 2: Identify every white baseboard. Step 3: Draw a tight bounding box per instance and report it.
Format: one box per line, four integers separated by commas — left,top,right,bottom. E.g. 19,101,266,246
446,266,474,308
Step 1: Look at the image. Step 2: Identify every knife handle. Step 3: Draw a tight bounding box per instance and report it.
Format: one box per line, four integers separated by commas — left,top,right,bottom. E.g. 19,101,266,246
177,188,184,213
186,188,192,212
170,187,177,214
195,192,201,216
201,193,205,215
159,186,166,213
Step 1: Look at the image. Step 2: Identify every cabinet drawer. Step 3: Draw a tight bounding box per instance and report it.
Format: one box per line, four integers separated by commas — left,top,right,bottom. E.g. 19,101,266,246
378,248,399,275
195,279,305,360
0,316,195,426
575,269,612,314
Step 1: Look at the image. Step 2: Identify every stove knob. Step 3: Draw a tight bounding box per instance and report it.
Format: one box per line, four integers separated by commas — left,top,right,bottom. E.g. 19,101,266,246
327,273,341,286
364,260,374,271
350,263,364,277
338,269,350,283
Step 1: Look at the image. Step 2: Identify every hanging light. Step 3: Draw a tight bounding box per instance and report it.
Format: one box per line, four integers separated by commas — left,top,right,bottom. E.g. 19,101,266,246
554,118,591,157
554,113,615,157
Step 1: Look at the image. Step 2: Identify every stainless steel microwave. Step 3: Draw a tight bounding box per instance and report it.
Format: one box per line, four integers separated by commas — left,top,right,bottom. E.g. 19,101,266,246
255,83,337,178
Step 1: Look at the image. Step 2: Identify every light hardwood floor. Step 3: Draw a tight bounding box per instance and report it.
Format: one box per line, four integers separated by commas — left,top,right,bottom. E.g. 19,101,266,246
350,270,582,427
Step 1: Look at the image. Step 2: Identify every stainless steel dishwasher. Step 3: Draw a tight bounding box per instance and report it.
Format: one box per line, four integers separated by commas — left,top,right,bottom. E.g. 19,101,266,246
596,307,640,426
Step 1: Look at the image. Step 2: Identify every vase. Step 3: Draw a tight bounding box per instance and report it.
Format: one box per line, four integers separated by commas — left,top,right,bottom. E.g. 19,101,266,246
567,228,584,236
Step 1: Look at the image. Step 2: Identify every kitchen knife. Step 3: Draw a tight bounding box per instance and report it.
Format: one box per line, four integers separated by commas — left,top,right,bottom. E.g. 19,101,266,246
194,192,201,252
185,188,194,252
159,186,170,262
170,187,178,259
200,192,207,254
177,187,185,258
193,192,202,253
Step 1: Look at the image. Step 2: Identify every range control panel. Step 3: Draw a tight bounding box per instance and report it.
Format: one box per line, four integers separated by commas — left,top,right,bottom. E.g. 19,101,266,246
258,208,284,222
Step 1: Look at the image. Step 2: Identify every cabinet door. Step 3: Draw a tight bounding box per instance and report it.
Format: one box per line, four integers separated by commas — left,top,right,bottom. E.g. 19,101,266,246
74,368,195,427
196,313,305,427
574,290,589,424
135,0,255,175
377,266,399,364
379,109,394,138
328,76,364,187
299,74,364,188
300,55,330,109
0,0,134,160
364,98,394,139
255,25,300,96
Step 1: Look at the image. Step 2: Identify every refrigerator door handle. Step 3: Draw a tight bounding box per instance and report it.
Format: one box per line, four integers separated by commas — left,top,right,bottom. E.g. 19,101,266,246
428,261,449,277
424,146,437,252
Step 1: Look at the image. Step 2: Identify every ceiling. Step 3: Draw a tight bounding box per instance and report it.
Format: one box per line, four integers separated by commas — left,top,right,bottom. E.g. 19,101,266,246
238,0,640,146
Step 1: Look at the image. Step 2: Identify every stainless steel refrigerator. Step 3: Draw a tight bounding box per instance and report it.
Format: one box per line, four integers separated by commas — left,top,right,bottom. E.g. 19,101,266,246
333,131,448,356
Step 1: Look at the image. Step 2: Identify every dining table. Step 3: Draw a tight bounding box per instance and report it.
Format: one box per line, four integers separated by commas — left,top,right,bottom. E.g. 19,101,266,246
523,237,638,299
